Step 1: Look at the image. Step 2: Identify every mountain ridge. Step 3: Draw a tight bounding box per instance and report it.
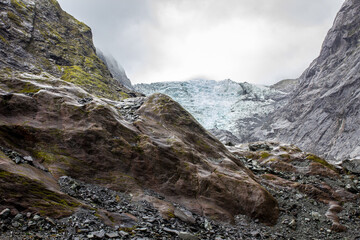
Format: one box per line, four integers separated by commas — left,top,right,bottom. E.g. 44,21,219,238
255,0,360,161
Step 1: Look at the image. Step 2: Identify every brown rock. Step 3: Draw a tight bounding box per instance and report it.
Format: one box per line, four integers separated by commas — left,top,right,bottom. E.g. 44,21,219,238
0,0,279,225
0,74,279,224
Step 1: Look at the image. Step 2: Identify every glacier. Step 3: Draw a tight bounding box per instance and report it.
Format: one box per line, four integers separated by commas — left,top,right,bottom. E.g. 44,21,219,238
135,79,288,143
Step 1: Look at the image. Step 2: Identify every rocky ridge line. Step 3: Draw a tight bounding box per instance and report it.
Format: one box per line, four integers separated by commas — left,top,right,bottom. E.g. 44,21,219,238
255,0,360,161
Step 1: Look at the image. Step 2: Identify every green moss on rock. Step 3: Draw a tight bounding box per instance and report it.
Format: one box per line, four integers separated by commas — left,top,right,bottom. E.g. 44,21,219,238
306,154,336,172
0,170,80,218
7,11,22,26
260,151,271,159
19,82,40,94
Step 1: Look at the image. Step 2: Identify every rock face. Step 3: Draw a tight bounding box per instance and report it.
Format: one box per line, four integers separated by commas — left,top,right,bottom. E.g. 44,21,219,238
0,0,279,225
256,0,360,161
135,79,287,143
270,79,299,93
96,48,133,90
0,0,137,100
0,72,279,225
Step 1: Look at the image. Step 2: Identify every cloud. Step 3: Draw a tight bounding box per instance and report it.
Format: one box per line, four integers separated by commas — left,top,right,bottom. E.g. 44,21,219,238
57,0,344,85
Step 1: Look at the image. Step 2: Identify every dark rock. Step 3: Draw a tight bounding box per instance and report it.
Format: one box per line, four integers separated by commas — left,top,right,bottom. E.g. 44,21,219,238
0,208,11,219
249,143,271,151
342,159,360,174
77,97,93,105
14,214,23,221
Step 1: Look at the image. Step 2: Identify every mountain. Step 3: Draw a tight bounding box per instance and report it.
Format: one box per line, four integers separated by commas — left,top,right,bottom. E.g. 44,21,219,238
135,79,288,143
270,79,299,93
1,0,360,239
256,0,360,161
0,0,279,228
96,49,133,90
0,0,138,100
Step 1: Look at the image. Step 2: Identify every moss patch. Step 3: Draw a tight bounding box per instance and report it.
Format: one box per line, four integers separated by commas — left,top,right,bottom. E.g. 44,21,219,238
260,151,271,159
0,35,8,44
0,170,80,218
19,82,41,94
306,154,337,172
7,11,22,26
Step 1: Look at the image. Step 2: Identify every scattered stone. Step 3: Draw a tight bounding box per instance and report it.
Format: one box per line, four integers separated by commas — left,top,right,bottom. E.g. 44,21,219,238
174,208,196,224
288,219,296,229
14,214,23,221
311,211,321,221
45,217,55,225
178,231,198,240
204,219,212,230
163,227,178,234
119,231,129,237
249,143,271,151
105,231,119,238
342,159,360,174
11,222,20,228
92,229,105,238
77,97,93,105
23,156,33,163
0,208,11,219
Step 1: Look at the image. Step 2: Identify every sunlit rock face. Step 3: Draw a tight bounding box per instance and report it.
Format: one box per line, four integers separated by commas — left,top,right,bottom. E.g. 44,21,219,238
0,0,279,225
255,0,360,161
135,79,288,143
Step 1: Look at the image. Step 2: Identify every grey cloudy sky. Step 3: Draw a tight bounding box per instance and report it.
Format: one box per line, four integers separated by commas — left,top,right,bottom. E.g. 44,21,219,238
57,0,344,85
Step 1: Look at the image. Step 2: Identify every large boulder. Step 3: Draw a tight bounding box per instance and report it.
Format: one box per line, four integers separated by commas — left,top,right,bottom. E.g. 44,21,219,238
0,71,279,225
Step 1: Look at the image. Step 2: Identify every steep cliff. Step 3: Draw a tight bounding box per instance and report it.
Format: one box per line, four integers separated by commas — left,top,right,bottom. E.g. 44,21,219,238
258,0,360,161
0,0,137,100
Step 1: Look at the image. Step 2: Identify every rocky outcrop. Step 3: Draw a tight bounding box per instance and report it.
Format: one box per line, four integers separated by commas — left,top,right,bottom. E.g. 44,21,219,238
0,0,137,100
135,79,287,143
0,71,279,225
256,0,360,160
228,141,360,234
0,0,279,225
270,79,299,93
209,129,241,146
96,49,133,90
